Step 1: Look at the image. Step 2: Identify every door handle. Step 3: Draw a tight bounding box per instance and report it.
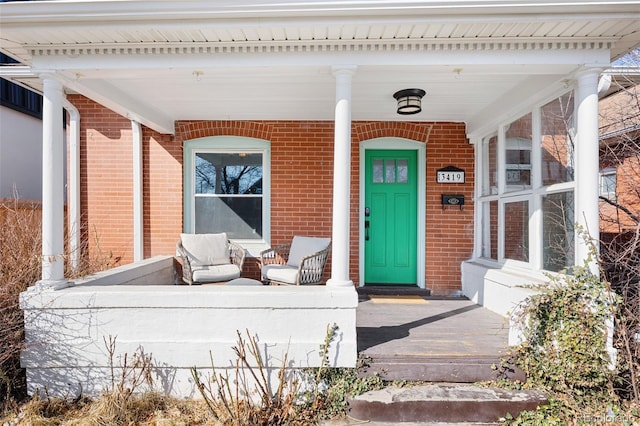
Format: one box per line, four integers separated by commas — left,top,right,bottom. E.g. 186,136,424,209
365,220,370,241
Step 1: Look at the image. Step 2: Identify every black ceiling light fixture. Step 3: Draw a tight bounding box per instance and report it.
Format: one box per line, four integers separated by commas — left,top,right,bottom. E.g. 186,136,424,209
393,88,426,115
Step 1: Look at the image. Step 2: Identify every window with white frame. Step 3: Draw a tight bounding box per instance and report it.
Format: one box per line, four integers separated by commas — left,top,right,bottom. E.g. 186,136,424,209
184,137,270,253
542,191,574,272
504,113,532,192
503,199,530,262
194,152,263,238
541,92,575,185
599,168,617,199
480,199,498,260
480,134,498,196
477,91,575,272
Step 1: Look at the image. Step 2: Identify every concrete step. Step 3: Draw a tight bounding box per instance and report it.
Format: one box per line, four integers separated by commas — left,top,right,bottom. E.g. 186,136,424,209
361,355,525,383
346,384,548,424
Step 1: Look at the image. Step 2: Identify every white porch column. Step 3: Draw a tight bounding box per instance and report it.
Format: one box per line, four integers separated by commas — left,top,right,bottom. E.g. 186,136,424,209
575,68,601,275
327,65,356,287
132,120,144,262
63,99,80,272
38,76,68,289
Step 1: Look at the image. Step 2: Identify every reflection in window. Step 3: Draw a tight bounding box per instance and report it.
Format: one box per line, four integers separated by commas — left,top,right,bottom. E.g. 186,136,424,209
542,191,574,272
541,93,574,185
482,135,498,195
481,200,498,260
505,114,532,191
195,153,262,195
504,200,529,262
194,152,263,238
505,140,531,189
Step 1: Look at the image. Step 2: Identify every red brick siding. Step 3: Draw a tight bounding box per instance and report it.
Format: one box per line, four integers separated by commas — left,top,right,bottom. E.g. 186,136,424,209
68,95,184,264
600,141,640,233
70,96,473,294
142,130,183,257
423,123,474,295
69,95,134,265
541,93,574,185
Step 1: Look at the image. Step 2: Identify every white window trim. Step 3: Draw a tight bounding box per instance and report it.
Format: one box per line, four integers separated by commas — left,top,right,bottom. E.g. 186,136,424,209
480,133,499,197
183,136,271,257
599,168,617,200
475,89,577,274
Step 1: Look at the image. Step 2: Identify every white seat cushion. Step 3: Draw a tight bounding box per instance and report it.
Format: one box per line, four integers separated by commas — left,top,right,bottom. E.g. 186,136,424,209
287,236,331,267
262,264,298,284
180,233,229,266
192,264,241,283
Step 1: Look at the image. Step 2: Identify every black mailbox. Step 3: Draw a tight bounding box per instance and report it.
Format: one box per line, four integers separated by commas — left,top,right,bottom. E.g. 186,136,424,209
442,194,464,210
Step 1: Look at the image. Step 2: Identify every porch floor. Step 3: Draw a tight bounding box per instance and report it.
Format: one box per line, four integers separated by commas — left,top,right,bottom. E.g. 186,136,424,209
355,287,518,383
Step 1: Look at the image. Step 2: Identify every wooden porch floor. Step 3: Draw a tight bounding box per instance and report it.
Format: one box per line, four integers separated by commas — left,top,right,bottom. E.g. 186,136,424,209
355,288,517,382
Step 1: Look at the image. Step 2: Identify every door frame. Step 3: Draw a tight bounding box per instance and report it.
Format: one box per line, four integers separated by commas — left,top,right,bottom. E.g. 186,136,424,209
359,137,426,288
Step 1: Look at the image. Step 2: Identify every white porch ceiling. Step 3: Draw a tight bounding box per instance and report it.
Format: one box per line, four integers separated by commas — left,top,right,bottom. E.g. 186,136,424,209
1,0,639,135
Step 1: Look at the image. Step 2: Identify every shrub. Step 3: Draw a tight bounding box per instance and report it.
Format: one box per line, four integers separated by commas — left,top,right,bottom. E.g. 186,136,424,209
191,329,304,425
190,325,387,425
0,196,117,412
505,255,626,423
0,198,42,406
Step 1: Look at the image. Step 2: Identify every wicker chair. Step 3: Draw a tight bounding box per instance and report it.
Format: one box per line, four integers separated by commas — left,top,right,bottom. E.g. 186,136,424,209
260,236,331,285
177,233,246,284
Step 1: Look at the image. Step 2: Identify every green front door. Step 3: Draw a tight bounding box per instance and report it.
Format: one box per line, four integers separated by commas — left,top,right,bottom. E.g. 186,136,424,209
364,149,418,285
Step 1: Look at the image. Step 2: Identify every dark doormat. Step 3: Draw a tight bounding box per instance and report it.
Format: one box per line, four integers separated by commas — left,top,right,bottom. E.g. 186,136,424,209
357,285,431,297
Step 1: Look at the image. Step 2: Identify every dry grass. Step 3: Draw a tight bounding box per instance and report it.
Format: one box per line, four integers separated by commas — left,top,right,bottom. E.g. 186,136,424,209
1,335,215,426
0,327,345,426
2,392,215,426
0,196,119,411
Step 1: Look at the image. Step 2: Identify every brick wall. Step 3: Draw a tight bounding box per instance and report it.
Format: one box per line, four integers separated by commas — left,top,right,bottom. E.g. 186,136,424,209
422,123,474,295
70,96,473,294
600,140,640,233
69,95,134,266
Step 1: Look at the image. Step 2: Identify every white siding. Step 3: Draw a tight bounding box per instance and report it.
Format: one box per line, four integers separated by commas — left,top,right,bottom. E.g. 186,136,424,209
0,106,43,201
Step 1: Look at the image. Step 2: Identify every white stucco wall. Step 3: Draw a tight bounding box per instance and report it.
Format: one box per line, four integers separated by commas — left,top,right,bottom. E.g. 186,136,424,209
461,261,542,318
20,256,358,398
0,105,43,200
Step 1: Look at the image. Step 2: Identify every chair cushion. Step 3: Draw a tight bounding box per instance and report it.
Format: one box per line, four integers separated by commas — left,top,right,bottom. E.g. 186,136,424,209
180,233,229,267
192,264,241,283
287,236,331,267
262,264,298,284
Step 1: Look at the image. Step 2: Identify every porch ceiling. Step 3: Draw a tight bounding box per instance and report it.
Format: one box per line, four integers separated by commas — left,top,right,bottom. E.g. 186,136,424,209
1,1,639,135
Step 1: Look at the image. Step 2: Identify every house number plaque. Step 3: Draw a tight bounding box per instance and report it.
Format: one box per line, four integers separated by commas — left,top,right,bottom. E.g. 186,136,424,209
436,166,465,183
